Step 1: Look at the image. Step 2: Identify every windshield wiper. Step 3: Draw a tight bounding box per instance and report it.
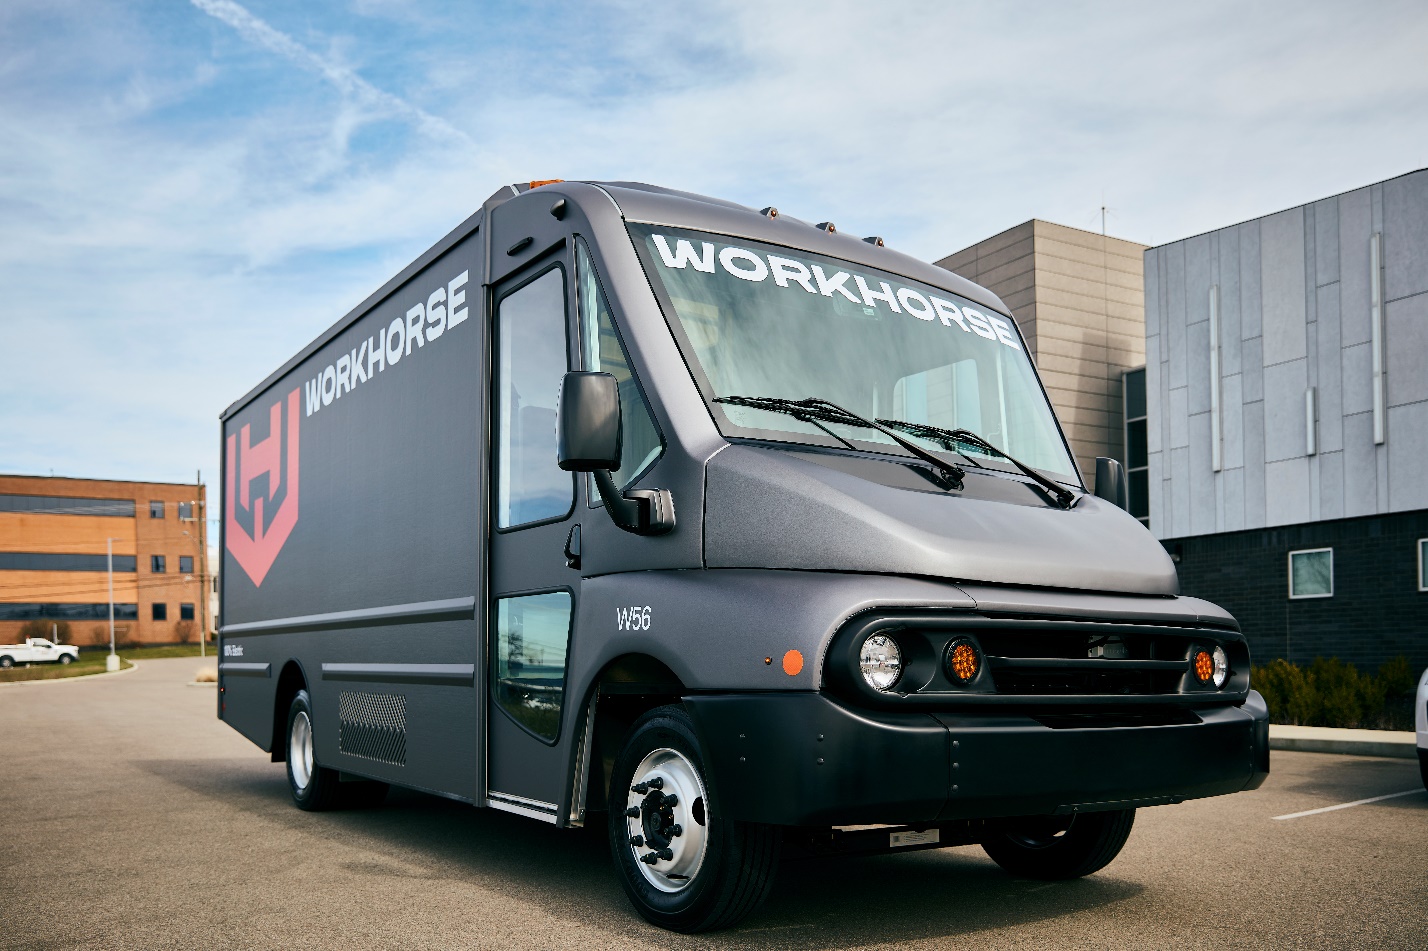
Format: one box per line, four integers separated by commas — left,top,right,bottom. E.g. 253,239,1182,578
876,418,1076,509
714,395,966,490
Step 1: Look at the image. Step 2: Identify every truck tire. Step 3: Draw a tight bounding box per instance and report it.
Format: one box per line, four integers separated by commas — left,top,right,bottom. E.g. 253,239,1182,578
286,689,342,811
981,809,1136,880
607,705,779,933
0,656,12,669
59,654,73,665
1419,749,1427,792
284,690,389,811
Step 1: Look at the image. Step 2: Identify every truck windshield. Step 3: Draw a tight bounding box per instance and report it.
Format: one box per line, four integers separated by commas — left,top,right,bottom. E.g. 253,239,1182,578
631,224,1078,483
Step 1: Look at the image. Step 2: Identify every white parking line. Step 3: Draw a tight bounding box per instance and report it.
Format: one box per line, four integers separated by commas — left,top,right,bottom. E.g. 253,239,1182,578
1272,788,1426,821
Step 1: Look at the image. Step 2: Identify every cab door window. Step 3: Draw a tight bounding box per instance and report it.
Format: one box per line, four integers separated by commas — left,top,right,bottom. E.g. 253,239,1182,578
576,238,663,492
495,267,573,529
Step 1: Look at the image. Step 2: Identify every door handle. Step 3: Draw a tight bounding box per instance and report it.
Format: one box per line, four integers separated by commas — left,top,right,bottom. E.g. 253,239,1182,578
564,524,581,570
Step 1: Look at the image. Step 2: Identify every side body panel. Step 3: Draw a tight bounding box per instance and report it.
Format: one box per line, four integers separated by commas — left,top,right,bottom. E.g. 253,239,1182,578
219,222,487,802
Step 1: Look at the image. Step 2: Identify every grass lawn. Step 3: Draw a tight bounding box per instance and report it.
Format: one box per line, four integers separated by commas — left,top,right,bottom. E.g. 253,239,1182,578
0,643,213,684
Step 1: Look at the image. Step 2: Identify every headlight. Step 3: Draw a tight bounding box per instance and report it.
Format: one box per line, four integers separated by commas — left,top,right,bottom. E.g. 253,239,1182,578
1211,645,1229,688
859,634,902,691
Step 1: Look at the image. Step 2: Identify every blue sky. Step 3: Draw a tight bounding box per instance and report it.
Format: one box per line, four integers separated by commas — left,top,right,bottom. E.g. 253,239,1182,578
3,0,1427,511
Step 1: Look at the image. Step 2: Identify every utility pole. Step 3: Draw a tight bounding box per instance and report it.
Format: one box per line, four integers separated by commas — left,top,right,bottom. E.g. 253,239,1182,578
195,473,208,658
106,538,119,672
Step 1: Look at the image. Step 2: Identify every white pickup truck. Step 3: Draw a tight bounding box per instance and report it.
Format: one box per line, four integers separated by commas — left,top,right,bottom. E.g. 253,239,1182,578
0,638,80,668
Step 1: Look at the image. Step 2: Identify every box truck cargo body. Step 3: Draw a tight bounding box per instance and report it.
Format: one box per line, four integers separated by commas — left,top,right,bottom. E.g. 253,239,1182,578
218,181,1270,932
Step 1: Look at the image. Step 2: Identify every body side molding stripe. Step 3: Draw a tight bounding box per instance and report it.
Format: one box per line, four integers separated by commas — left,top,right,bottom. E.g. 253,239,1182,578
320,663,476,687
218,662,272,677
220,596,477,637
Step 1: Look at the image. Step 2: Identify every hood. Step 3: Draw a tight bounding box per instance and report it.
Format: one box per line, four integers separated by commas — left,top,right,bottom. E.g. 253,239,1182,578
703,445,1178,596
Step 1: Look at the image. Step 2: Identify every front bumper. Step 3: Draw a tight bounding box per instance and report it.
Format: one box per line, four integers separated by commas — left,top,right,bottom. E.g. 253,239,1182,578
685,690,1270,827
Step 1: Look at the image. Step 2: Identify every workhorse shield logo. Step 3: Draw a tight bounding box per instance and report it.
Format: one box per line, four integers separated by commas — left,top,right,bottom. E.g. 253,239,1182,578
226,388,301,587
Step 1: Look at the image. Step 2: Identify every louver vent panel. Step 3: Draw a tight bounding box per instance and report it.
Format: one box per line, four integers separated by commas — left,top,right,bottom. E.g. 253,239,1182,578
339,691,407,765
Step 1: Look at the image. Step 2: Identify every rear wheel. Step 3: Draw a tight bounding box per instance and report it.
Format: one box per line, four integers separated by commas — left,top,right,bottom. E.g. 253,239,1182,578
285,689,388,810
607,705,779,933
981,809,1136,880
0,656,13,669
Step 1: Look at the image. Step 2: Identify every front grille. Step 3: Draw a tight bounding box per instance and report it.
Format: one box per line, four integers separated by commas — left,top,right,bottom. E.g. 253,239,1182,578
827,612,1249,709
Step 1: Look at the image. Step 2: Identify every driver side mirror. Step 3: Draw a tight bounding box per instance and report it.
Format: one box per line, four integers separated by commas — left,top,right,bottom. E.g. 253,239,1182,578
557,371,622,473
1093,457,1129,511
556,372,674,536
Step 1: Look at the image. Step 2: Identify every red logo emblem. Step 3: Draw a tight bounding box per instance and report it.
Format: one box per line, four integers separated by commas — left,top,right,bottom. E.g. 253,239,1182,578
226,389,301,587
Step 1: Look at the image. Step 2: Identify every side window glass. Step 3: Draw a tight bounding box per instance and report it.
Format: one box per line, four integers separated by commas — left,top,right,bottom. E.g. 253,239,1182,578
496,268,573,529
492,592,571,741
576,238,663,492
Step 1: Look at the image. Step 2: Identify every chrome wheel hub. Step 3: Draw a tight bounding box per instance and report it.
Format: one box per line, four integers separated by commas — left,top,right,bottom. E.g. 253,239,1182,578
290,710,314,791
623,748,709,893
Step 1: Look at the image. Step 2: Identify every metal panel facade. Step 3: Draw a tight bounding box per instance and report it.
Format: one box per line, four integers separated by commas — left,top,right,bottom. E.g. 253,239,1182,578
1145,169,1428,539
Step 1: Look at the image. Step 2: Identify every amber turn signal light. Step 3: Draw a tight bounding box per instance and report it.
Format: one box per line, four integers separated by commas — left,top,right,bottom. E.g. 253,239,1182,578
945,638,981,684
1193,650,1215,684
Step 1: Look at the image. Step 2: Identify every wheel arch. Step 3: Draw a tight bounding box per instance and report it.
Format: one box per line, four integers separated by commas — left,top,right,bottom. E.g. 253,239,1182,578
575,652,686,819
270,659,310,763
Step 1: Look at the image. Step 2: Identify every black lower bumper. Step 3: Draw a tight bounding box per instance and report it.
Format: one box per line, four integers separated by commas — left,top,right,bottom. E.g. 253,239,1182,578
684,691,1270,827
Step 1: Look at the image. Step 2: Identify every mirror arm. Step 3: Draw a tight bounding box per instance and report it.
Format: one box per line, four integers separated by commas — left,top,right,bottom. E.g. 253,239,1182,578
592,469,675,536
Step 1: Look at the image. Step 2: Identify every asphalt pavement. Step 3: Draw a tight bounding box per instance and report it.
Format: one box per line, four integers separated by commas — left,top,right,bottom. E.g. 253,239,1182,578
1,657,1425,950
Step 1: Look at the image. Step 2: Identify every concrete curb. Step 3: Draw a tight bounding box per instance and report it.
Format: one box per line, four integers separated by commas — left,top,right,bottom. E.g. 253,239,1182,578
0,658,140,688
1269,724,1418,760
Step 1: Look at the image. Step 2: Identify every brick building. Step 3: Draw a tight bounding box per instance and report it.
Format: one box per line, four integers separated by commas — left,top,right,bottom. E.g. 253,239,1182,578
0,475,209,647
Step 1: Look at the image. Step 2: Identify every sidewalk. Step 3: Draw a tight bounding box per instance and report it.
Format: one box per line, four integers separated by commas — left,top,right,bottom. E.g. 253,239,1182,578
1269,724,1418,759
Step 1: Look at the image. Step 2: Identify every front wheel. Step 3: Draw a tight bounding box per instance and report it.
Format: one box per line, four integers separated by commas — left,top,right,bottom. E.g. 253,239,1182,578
607,705,779,933
59,654,73,665
981,809,1136,880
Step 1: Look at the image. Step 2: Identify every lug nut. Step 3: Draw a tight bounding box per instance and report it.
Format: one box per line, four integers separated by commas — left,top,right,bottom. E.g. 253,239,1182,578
629,835,644,847
663,793,678,807
669,824,682,837
640,851,660,865
624,806,640,818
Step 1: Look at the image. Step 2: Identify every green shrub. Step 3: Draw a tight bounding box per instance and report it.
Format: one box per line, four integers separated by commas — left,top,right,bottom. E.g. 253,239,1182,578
1251,655,1417,730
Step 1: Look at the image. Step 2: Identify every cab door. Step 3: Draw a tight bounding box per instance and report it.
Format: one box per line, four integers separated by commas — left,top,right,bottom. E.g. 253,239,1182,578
485,252,583,822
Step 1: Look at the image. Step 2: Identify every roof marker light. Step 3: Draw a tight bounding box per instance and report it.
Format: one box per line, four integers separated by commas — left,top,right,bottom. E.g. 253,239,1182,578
816,221,837,233
863,236,885,247
760,206,779,218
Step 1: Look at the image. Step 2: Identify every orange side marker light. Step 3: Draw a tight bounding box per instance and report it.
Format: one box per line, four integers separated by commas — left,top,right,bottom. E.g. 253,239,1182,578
783,650,804,676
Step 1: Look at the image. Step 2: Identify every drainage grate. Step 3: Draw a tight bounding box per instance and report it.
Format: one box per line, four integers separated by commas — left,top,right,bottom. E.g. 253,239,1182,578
339,691,407,765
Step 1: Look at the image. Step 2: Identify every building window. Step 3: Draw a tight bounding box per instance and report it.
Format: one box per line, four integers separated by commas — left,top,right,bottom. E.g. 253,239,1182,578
178,502,194,520
152,603,168,621
1288,548,1333,599
149,500,164,518
0,494,134,517
1122,367,1149,527
180,603,195,621
1418,539,1427,592
179,555,194,574
151,555,166,573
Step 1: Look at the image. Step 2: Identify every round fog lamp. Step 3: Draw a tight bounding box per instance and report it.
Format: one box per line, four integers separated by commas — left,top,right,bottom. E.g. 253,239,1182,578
945,638,981,684
1211,645,1229,688
859,634,902,691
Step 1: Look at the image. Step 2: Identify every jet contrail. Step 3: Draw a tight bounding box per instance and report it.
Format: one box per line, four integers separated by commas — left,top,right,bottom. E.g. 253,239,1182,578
189,0,473,148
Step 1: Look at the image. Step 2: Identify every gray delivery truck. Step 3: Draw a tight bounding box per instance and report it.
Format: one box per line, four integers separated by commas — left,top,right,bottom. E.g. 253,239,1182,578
218,180,1270,932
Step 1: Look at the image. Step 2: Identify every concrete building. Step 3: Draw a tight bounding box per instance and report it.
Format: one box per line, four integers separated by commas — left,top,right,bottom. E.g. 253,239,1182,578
1140,168,1428,670
936,220,1148,486
0,475,209,647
